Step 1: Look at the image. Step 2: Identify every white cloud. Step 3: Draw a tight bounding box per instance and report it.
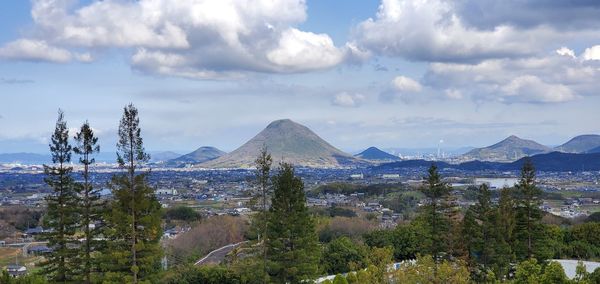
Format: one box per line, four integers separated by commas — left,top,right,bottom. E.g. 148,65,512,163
582,45,600,61
392,76,422,92
332,92,366,107
5,0,348,78
0,39,72,63
353,0,549,62
422,52,598,104
556,47,576,58
266,28,345,72
501,75,577,103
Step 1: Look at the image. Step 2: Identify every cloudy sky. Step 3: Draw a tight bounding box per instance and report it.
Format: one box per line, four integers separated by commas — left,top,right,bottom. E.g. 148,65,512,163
1,0,600,154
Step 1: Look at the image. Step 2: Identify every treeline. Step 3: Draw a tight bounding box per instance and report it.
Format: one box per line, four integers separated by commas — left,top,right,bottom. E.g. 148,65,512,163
3,105,163,284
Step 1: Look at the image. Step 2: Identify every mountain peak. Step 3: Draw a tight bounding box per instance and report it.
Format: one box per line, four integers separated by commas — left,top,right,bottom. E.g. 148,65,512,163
355,147,400,162
266,118,296,128
200,119,361,168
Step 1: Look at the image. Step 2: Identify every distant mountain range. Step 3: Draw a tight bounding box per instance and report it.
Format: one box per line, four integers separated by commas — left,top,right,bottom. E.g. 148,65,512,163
199,119,363,168
377,151,600,172
554,134,600,153
355,147,400,162
460,134,600,162
149,151,181,163
167,147,225,166
461,135,550,162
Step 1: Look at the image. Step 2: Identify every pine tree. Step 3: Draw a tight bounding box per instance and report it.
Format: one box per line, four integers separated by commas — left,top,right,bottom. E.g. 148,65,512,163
73,121,103,284
419,164,451,263
41,110,80,282
104,104,163,283
255,146,272,284
514,158,544,261
267,163,320,283
495,186,517,278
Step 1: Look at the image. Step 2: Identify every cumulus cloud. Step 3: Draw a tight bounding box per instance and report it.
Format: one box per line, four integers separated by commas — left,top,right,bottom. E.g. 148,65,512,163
0,39,72,63
353,0,549,62
352,0,600,63
501,75,577,103
332,92,366,107
556,47,576,58
392,76,422,92
2,0,351,78
582,45,600,61
0,39,93,63
421,52,599,104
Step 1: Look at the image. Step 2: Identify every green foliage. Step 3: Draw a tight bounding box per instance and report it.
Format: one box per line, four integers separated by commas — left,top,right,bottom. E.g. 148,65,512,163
308,182,405,197
161,265,241,284
40,110,80,282
326,206,357,218
514,258,542,284
463,184,513,280
0,271,48,284
380,192,420,213
332,274,348,284
322,237,368,274
164,206,201,222
266,163,320,283
540,261,568,284
73,120,104,283
102,104,163,282
419,164,452,261
563,222,600,259
391,254,471,284
363,224,419,261
514,159,546,262
586,212,600,223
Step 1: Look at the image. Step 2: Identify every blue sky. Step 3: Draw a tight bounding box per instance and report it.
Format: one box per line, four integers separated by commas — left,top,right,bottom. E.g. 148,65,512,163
1,0,600,154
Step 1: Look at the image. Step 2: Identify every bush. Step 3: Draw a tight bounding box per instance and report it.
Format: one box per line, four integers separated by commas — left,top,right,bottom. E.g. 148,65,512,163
322,237,369,274
165,206,201,222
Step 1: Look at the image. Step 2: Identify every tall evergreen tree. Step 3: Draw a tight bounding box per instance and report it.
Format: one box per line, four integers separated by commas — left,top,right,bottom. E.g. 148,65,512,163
267,163,320,283
419,164,452,263
73,121,103,284
495,187,516,277
41,110,80,282
255,146,272,284
514,158,544,261
104,104,163,283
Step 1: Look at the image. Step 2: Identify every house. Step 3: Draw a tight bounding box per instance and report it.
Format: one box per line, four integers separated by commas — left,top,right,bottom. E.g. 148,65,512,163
28,245,52,255
6,264,27,277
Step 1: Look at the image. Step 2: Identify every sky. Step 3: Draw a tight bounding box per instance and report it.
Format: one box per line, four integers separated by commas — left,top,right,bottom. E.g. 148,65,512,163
1,0,600,154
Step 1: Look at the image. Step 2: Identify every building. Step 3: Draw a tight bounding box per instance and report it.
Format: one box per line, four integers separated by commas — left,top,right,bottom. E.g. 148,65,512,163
155,188,179,195
6,264,27,277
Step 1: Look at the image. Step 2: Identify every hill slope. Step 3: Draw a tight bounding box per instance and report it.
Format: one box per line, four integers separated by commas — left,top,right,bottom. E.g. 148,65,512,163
355,147,400,162
168,147,226,166
555,134,600,153
461,135,550,162
199,119,362,168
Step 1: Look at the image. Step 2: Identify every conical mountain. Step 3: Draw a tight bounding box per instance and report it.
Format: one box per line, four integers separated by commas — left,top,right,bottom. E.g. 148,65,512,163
461,135,550,162
199,119,361,168
355,147,400,162
168,146,226,166
555,134,600,153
